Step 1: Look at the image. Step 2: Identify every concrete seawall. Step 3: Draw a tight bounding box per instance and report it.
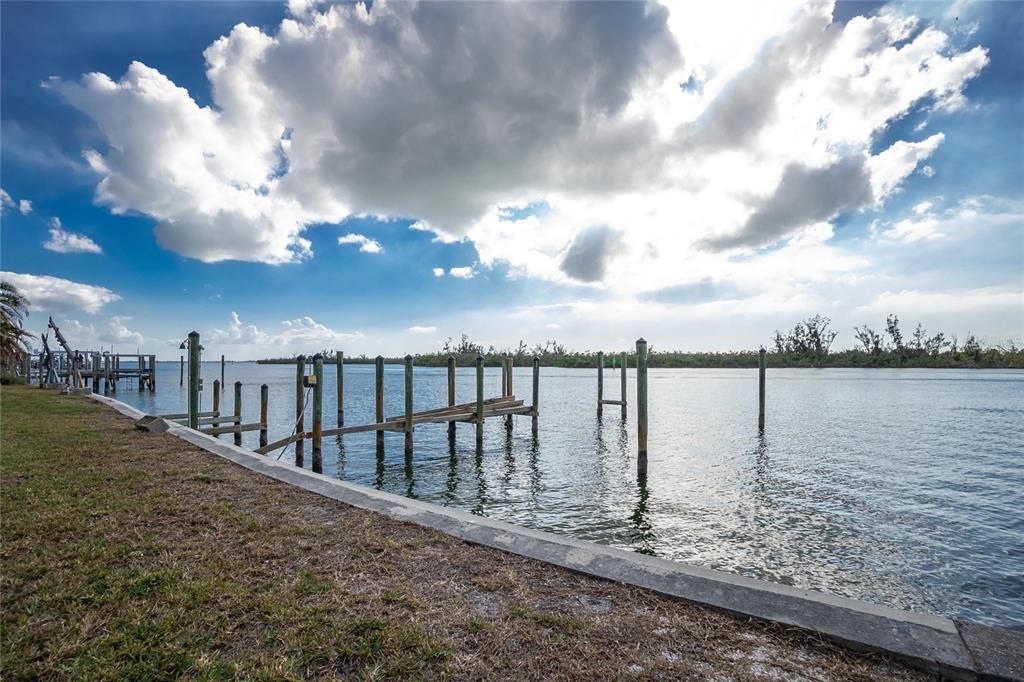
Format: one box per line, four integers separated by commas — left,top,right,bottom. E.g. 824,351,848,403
91,392,1023,681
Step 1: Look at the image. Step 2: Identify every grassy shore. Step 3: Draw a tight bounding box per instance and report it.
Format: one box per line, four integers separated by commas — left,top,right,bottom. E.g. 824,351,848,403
1,386,928,680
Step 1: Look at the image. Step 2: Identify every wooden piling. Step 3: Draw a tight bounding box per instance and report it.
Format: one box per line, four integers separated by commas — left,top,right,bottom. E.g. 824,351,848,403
220,354,225,389
620,351,628,417
179,355,184,386
447,356,456,440
104,354,110,393
92,355,99,394
138,354,144,391
312,354,324,473
636,338,648,474
187,331,200,430
597,351,605,416
476,354,484,442
505,355,514,430
150,355,156,391
336,350,344,427
404,354,414,455
532,355,539,434
233,381,243,446
758,347,766,431
375,356,385,450
212,380,221,432
295,355,305,467
259,383,269,448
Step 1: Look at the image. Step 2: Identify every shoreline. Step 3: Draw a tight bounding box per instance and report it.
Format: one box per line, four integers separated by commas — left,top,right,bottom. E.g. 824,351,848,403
3,386,1021,680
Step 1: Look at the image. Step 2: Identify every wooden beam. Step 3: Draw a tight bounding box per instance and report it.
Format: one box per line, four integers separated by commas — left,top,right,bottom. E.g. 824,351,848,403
201,422,264,436
254,433,303,456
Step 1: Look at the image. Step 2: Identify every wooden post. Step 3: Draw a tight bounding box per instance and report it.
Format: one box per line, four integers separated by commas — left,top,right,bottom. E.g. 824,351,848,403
179,355,184,386
375,355,384,450
92,355,99,394
636,338,648,474
336,350,344,427
295,355,305,467
112,356,118,391
150,355,156,391
138,354,144,391
212,380,221,432
505,355,514,430
620,351,628,417
475,354,484,442
104,354,110,393
404,354,414,455
597,350,605,416
532,355,539,434
312,354,323,473
259,383,269,448
187,332,200,430
233,381,243,446
501,355,508,397
758,347,766,431
220,354,225,389
447,356,456,440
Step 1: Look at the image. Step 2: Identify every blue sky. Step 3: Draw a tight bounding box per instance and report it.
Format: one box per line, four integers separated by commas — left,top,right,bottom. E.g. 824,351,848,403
1,0,1021,358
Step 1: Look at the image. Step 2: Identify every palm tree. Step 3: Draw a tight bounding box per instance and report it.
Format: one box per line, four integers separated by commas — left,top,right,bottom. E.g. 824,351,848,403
1,281,35,371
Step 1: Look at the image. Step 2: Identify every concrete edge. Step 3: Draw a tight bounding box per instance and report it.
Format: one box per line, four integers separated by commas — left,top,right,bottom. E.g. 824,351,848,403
84,393,1022,681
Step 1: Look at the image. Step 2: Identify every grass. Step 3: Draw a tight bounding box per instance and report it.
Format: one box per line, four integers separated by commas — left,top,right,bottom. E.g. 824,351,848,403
0,386,933,680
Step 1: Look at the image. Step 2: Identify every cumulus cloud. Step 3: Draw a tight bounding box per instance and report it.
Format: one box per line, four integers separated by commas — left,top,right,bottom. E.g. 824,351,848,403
337,233,383,254
0,271,120,314
50,0,989,297
100,316,145,345
448,267,475,280
43,217,103,254
408,325,437,334
432,267,445,278
1,188,32,215
206,311,363,348
561,225,625,282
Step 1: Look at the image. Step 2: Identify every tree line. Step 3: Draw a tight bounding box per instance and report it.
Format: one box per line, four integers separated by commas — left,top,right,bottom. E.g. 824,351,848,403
259,317,1023,369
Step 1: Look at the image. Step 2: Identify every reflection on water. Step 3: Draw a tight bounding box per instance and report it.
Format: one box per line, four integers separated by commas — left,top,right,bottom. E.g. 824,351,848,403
116,363,1024,629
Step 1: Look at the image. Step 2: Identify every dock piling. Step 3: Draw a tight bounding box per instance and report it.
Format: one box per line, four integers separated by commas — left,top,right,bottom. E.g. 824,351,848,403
220,354,225,389
312,354,323,473
476,354,484,443
620,351,628,417
259,384,269,448
212,380,221,433
505,355,514,430
295,356,305,467
758,347,766,431
532,356,539,434
233,381,243,446
375,356,385,450
187,332,200,430
447,356,456,440
179,355,184,386
636,338,648,475
597,351,605,416
336,350,344,427
404,354,414,455
149,355,156,391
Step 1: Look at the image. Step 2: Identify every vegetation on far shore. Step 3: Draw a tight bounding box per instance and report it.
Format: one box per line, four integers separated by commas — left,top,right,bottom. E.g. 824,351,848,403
258,314,1024,369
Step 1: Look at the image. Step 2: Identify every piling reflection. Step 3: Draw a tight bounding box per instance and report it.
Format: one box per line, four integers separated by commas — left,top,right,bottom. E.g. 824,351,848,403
472,438,488,516
528,432,542,499
374,440,385,490
630,471,655,555
404,451,415,499
445,436,459,504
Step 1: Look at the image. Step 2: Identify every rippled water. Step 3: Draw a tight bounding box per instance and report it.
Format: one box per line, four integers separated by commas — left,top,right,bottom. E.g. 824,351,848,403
115,363,1024,628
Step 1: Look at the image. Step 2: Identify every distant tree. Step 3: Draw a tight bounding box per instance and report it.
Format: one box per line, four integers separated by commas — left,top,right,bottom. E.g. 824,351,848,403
853,325,884,356
963,334,982,360
885,315,905,360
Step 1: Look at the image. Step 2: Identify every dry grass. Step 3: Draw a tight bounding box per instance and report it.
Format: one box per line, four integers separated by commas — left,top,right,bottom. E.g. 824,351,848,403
0,386,933,680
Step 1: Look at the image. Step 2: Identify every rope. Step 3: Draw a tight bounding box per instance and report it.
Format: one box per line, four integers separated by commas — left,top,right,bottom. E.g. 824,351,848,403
275,386,312,461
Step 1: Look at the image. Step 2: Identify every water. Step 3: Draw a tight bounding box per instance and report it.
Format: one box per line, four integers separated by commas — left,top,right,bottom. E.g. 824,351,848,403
115,363,1023,629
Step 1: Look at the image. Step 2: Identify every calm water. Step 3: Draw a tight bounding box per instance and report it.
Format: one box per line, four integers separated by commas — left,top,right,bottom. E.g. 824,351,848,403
114,363,1023,629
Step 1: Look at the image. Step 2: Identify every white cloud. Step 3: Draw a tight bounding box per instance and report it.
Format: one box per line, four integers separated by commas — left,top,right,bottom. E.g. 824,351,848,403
0,271,121,314
43,217,103,254
874,195,1022,245
49,0,988,302
1,188,32,215
448,266,475,280
337,232,383,254
206,311,363,348
856,286,1022,315
100,316,145,345
432,267,445,278
408,325,437,334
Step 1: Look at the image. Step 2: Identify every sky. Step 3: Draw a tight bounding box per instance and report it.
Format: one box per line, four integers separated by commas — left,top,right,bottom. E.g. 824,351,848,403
1,0,1021,359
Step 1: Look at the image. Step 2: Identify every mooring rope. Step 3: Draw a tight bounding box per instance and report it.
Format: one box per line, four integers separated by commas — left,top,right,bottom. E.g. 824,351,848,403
275,386,312,461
